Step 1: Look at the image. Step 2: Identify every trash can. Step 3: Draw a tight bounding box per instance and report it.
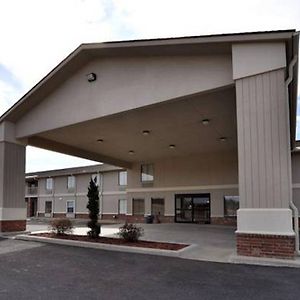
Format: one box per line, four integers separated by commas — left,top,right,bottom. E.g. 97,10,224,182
145,215,154,224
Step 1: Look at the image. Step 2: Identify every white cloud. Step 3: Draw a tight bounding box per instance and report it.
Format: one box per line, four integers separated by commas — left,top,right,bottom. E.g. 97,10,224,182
111,0,300,38
0,0,299,171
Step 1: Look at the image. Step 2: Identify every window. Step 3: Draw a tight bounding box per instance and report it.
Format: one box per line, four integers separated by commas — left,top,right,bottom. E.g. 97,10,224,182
141,164,154,182
132,199,144,215
119,171,127,186
151,198,164,216
91,173,99,186
67,176,76,191
46,178,53,192
224,196,239,217
66,200,75,214
45,201,52,214
119,199,127,214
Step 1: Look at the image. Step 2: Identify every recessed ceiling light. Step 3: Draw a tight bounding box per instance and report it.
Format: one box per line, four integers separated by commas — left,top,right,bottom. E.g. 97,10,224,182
219,137,227,142
169,144,176,149
128,150,135,155
202,119,210,126
97,139,104,143
142,130,150,136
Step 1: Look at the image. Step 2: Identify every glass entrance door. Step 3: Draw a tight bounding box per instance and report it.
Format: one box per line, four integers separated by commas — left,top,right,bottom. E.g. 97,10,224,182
175,194,210,223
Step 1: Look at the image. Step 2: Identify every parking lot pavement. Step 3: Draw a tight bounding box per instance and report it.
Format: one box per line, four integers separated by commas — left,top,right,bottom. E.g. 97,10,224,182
0,237,43,255
0,239,300,300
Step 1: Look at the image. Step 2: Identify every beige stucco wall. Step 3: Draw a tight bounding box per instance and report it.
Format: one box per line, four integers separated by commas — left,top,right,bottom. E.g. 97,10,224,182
16,54,233,138
127,151,238,188
76,174,93,193
34,149,300,217
103,171,120,191
36,151,239,217
37,170,121,215
126,188,238,217
125,151,238,217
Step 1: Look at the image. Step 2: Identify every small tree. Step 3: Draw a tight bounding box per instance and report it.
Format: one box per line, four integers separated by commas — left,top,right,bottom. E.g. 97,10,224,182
86,177,101,238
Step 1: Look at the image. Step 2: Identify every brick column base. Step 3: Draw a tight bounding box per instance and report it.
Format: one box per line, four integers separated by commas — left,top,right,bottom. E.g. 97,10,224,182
236,233,295,259
0,220,26,232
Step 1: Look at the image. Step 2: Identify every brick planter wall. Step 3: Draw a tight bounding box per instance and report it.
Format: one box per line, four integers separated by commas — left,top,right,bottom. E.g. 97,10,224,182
0,220,26,232
75,214,89,219
53,213,66,218
236,233,295,259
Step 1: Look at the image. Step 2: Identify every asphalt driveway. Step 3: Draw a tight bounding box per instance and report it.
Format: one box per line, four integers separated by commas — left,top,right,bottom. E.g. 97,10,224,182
0,238,300,300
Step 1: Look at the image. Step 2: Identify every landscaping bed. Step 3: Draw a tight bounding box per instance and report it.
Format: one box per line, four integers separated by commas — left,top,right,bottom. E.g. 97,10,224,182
32,233,189,251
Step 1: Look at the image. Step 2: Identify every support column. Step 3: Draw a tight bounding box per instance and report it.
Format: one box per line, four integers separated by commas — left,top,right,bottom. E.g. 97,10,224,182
233,42,295,258
0,121,26,232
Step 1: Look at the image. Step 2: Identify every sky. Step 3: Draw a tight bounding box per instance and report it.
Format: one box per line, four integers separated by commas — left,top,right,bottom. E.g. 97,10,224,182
0,0,299,172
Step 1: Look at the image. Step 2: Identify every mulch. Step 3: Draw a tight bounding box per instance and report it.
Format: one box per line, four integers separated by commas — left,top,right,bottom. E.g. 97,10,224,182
32,233,189,251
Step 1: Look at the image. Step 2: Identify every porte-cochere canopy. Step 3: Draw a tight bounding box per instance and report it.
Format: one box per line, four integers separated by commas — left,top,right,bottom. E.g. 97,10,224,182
0,30,299,259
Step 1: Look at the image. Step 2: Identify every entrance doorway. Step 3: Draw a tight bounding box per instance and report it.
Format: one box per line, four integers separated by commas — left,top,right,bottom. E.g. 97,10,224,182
175,193,210,223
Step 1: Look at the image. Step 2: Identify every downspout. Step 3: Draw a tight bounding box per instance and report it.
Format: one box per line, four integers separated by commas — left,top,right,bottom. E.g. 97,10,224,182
99,172,103,220
286,51,300,255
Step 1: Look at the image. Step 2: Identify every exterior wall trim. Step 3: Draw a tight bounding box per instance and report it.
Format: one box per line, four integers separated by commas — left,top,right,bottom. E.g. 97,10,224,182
0,208,27,221
236,208,295,236
126,184,238,193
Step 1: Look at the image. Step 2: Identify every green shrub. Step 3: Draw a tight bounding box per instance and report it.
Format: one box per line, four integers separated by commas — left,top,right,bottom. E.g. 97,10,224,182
50,218,73,235
118,223,144,242
86,177,101,238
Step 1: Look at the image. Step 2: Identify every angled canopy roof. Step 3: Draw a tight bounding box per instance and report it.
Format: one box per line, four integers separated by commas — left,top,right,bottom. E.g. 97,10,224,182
0,29,298,145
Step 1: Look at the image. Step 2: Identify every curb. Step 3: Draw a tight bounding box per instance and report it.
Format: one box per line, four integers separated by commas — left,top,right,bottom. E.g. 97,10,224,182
15,234,193,258
229,254,300,268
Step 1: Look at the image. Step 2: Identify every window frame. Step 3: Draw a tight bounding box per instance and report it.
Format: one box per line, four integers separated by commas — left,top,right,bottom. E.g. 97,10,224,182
132,198,145,216
46,178,53,193
118,171,127,186
45,200,53,214
151,198,165,216
66,200,75,214
118,199,127,214
141,164,154,183
67,175,76,192
224,196,239,217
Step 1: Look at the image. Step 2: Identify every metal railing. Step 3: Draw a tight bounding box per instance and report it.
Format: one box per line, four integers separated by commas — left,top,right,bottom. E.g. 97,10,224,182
25,186,38,195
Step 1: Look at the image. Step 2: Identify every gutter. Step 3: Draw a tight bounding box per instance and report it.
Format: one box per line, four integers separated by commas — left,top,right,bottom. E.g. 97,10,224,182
286,42,300,254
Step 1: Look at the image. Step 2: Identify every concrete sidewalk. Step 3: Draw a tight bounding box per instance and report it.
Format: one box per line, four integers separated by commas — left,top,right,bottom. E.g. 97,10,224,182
26,222,236,262
24,222,300,267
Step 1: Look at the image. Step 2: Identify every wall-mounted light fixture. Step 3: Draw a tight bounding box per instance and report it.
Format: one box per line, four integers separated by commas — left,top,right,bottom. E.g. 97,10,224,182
97,139,104,143
128,150,135,155
219,137,227,142
169,144,176,149
86,72,97,82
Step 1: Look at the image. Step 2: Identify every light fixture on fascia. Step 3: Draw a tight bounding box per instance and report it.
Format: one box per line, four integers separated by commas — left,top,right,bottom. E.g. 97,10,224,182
128,150,135,155
97,139,104,143
219,137,227,142
142,130,150,136
86,72,97,82
202,119,210,126
169,144,176,149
